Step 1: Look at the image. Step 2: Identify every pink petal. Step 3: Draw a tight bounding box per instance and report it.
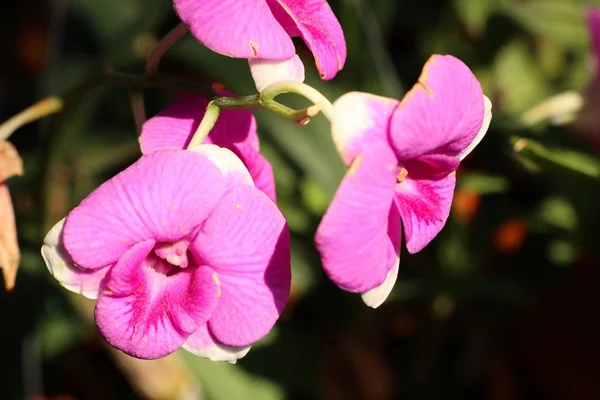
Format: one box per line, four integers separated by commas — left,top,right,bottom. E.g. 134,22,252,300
331,92,399,165
389,55,485,161
95,240,219,359
395,172,456,254
268,0,347,79
249,54,305,92
63,150,224,270
315,142,402,293
140,95,276,200
192,145,277,202
183,324,251,363
41,218,109,299
191,186,290,347
174,0,295,60
587,7,600,68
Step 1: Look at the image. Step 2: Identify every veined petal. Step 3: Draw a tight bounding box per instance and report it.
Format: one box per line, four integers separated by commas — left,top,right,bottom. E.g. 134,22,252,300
459,95,492,160
191,186,290,347
331,92,399,165
95,241,219,359
395,172,456,254
183,324,251,363
249,55,305,92
315,142,401,293
390,55,485,160
174,0,295,60
41,218,108,299
63,150,224,270
191,145,254,191
268,0,347,79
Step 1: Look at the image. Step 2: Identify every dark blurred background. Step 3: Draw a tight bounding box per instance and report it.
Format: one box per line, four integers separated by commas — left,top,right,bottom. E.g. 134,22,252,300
1,0,600,399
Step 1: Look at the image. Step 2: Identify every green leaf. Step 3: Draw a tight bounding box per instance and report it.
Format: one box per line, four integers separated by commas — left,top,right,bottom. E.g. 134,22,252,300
458,172,510,194
182,352,284,400
501,0,587,47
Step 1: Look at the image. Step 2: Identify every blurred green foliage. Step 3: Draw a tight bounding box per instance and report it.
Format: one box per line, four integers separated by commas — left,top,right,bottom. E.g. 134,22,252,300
1,0,600,399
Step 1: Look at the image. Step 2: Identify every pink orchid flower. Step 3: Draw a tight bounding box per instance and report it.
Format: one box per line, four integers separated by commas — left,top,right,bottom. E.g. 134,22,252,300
173,0,347,90
315,55,492,308
571,7,600,150
41,146,291,362
139,93,277,201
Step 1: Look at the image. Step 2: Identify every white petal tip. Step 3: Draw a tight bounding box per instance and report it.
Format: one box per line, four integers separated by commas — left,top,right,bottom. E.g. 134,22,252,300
360,260,399,308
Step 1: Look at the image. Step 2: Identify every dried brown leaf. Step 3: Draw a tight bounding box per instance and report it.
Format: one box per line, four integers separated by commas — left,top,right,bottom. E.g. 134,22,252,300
0,183,19,290
0,141,23,182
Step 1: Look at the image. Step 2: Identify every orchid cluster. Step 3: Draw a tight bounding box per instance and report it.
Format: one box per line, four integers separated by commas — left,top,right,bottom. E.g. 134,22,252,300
6,2,492,362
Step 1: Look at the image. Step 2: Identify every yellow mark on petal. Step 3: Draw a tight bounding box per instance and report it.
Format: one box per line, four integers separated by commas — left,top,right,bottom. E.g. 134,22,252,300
249,41,259,58
212,273,221,297
235,203,243,210
449,171,457,177
172,204,179,211
347,154,363,176
396,168,409,183
337,52,343,71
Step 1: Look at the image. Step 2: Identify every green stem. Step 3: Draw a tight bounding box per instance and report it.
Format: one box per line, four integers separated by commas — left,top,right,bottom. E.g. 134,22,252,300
129,89,147,135
260,80,335,121
511,136,600,181
0,72,217,141
145,23,189,74
187,102,221,149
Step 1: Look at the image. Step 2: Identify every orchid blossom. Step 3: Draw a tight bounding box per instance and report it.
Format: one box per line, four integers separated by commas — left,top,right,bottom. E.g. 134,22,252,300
42,147,291,362
173,0,347,90
315,55,492,308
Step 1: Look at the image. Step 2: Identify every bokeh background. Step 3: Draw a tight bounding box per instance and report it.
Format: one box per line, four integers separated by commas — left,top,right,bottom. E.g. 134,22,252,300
1,0,600,399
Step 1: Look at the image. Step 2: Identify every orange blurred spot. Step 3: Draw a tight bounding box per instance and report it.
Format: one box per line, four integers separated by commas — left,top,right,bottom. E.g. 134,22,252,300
453,189,480,223
16,26,48,73
493,218,528,254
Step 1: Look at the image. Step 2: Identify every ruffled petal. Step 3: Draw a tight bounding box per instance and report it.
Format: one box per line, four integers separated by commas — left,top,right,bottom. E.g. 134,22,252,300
389,55,485,161
331,92,399,165
191,186,290,347
249,55,305,92
63,150,224,270
183,324,251,363
268,0,347,79
315,142,401,293
95,241,219,359
395,172,456,254
41,218,109,299
174,0,295,60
